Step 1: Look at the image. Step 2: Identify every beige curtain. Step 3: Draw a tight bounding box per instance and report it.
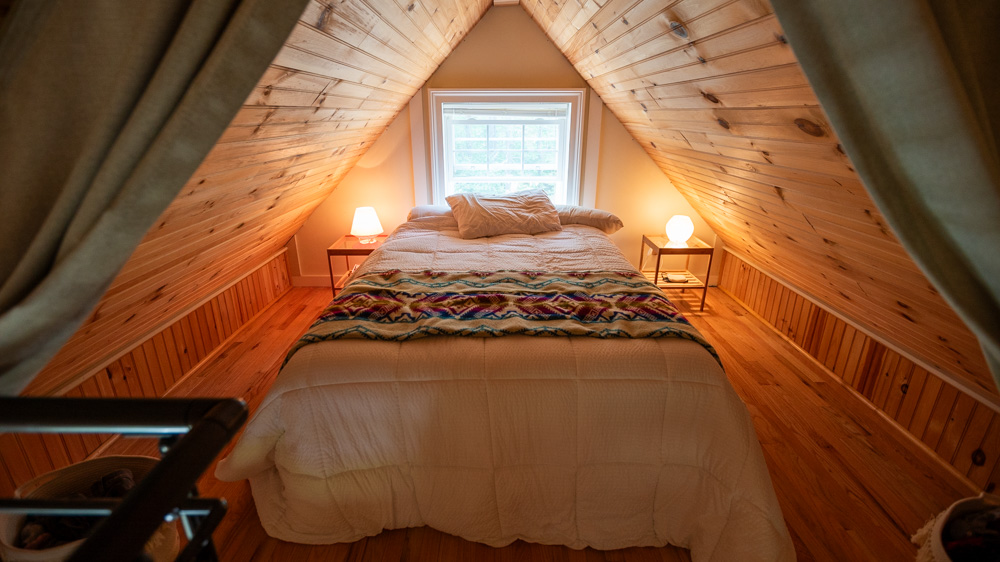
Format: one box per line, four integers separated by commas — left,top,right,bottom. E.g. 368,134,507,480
0,0,308,395
770,0,1000,390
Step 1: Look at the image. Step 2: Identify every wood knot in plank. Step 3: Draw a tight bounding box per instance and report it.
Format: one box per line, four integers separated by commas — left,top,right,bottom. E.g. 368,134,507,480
972,449,987,466
717,118,730,129
702,92,720,104
669,21,688,39
317,6,333,30
794,118,825,137
900,383,908,395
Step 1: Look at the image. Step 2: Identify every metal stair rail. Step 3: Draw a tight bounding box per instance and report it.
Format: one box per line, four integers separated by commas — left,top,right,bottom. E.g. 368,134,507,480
0,397,247,561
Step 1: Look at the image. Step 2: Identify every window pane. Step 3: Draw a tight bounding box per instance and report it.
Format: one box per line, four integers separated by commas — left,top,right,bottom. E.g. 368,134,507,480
436,96,579,204
454,151,487,166
454,140,487,151
453,124,487,138
489,124,522,138
453,182,511,195
488,139,523,151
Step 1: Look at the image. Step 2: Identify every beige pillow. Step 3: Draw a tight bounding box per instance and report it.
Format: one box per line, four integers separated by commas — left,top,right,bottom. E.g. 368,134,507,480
555,205,624,234
445,190,562,239
406,205,453,221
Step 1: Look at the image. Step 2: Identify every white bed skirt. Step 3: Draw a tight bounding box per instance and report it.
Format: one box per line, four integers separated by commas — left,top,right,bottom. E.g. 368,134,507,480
216,335,793,561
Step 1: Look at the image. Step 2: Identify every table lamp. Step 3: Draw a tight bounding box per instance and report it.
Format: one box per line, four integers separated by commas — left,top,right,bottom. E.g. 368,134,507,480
351,207,383,243
665,215,694,247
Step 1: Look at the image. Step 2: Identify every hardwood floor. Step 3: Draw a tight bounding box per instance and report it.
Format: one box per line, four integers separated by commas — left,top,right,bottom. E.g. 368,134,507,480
101,286,976,561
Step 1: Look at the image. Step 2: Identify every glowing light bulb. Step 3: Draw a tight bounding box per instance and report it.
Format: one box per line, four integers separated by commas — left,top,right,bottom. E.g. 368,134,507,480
351,207,383,243
665,215,694,247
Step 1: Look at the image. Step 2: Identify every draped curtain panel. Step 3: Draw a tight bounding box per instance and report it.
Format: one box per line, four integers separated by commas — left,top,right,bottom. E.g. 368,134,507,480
770,0,1000,389
0,0,308,395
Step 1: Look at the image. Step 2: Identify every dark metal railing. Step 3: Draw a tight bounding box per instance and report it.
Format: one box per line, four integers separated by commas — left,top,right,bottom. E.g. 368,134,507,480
0,397,247,561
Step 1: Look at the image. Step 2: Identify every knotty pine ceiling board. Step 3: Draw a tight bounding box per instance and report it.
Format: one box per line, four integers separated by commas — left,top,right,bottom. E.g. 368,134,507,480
522,0,994,400
27,0,492,396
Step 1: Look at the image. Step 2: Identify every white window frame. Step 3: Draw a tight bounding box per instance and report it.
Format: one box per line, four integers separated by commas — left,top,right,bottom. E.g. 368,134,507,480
427,89,586,205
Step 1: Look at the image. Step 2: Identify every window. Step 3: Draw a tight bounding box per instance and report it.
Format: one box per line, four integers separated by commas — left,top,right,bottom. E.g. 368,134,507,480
428,90,585,205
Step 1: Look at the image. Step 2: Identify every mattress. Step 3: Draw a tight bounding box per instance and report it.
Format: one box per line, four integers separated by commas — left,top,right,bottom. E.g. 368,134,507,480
215,216,794,561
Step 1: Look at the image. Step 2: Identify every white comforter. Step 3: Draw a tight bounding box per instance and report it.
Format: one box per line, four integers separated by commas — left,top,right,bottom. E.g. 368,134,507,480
215,217,794,561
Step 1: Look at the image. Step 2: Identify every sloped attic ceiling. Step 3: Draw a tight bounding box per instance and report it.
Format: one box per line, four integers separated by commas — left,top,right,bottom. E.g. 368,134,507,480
28,0,493,395
521,0,993,400
31,0,991,404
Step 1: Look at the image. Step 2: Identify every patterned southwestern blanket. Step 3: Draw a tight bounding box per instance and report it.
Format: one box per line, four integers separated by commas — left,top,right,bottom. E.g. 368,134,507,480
287,270,720,366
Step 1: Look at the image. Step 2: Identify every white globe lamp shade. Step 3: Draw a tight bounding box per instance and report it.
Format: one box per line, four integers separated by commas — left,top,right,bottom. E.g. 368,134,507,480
665,215,694,246
351,207,383,243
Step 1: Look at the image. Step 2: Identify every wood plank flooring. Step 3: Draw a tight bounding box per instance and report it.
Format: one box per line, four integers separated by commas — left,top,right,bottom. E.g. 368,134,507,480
100,286,976,561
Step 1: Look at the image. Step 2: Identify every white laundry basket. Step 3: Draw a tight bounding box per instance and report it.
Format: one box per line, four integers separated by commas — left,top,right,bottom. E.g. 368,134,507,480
913,492,1000,562
0,455,179,562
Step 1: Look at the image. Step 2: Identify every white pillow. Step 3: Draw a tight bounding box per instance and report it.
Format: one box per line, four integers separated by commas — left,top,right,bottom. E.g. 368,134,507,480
445,190,562,239
406,205,453,221
555,205,624,234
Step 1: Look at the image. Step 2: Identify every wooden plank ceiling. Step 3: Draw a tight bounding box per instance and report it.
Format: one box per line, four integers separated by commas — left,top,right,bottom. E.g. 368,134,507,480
25,0,492,395
27,0,992,405
520,0,994,400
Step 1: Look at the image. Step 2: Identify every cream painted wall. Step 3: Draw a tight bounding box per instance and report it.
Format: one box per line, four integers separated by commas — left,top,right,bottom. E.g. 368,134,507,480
289,5,718,285
424,7,586,89
595,105,717,276
290,105,416,284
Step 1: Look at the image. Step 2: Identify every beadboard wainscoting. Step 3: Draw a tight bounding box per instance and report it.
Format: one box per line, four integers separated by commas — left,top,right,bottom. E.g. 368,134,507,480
0,252,291,496
719,250,1000,493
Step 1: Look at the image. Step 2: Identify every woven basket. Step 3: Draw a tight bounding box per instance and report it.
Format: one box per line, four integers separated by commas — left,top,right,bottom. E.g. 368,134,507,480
0,456,179,562
913,492,1000,562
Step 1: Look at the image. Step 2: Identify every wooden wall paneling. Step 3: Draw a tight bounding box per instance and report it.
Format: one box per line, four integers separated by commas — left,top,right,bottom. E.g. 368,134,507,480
718,250,998,492
953,406,995,473
153,334,179,390
39,435,70,470
868,346,897,408
116,357,145,399
0,450,16,498
0,434,32,492
966,416,1000,490
923,385,960,450
895,365,928,430
25,0,491,398
72,379,111,451
16,434,54,478
196,305,215,353
210,299,229,342
937,394,978,464
906,374,944,442
702,232,980,388
161,331,187,386
883,357,913,420
0,254,293,496
523,0,992,398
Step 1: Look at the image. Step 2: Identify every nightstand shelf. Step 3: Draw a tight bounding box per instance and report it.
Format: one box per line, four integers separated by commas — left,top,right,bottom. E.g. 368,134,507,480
327,235,386,296
639,234,714,311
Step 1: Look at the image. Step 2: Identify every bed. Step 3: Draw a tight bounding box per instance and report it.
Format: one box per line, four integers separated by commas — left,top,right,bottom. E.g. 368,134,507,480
215,202,794,561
